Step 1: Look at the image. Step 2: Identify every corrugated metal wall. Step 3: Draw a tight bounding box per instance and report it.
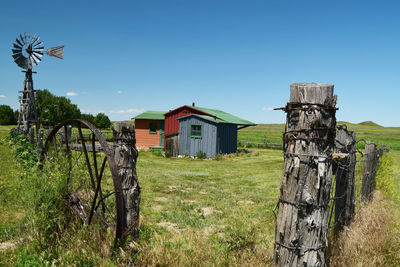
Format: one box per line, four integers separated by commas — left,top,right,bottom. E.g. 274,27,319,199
178,116,238,157
179,116,218,157
217,123,237,154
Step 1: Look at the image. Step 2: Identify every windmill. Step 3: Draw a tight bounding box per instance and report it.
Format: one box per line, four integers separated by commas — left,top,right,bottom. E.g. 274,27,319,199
11,32,64,135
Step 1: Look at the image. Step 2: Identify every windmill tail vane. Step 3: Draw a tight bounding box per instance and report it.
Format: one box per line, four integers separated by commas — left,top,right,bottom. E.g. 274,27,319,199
46,45,64,60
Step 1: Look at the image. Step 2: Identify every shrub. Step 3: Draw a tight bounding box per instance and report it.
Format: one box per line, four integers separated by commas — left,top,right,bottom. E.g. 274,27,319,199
152,149,162,157
196,150,206,159
213,153,223,161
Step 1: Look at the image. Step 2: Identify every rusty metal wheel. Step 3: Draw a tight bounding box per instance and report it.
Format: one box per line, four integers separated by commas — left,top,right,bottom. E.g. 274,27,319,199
41,119,124,246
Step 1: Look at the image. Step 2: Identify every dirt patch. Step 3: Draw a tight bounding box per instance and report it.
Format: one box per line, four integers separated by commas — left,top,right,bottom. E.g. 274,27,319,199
199,191,207,195
152,205,163,212
157,221,179,232
202,226,214,235
155,197,169,202
238,200,255,205
0,240,17,251
201,207,216,217
168,185,178,190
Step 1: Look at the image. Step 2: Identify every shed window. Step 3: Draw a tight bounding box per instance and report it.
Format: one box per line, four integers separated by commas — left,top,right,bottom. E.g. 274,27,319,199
149,122,157,134
190,124,202,138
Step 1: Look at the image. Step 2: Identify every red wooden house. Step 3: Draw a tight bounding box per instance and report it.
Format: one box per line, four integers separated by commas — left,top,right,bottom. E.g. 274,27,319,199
132,111,165,149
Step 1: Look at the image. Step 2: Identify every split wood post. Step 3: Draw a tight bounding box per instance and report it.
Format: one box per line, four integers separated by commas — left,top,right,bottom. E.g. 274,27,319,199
361,142,377,202
37,129,44,161
334,125,356,233
112,122,141,240
28,127,35,144
274,83,337,267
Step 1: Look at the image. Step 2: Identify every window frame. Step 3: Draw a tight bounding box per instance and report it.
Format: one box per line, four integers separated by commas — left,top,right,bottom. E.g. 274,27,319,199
190,124,202,139
149,122,158,134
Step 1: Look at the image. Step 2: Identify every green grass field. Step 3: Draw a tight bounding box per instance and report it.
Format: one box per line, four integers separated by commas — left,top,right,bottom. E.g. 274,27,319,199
0,122,399,266
238,121,400,150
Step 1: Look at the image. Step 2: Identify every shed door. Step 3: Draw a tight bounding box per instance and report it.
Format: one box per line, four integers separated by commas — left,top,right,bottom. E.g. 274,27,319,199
159,121,165,147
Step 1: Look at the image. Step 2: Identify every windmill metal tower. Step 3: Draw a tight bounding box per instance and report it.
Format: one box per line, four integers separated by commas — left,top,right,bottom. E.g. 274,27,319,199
12,32,64,135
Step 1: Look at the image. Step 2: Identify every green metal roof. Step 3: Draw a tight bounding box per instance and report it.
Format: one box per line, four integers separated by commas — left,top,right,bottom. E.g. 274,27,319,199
133,110,165,120
195,107,256,126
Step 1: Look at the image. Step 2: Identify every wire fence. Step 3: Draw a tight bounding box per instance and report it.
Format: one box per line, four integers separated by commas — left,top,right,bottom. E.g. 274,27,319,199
326,142,387,236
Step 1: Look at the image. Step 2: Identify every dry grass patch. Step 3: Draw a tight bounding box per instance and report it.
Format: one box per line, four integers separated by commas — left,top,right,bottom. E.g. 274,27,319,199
329,191,400,267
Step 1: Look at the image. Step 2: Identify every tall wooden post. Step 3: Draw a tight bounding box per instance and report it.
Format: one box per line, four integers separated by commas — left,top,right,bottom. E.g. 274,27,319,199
274,83,337,266
361,142,377,202
334,125,356,232
112,122,141,239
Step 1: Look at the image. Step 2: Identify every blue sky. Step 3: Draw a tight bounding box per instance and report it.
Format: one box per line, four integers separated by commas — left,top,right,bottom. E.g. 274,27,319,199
0,0,399,126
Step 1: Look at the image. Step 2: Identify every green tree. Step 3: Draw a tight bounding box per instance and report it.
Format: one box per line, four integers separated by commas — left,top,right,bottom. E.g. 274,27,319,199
94,113,111,129
81,113,96,125
0,105,17,125
36,89,81,126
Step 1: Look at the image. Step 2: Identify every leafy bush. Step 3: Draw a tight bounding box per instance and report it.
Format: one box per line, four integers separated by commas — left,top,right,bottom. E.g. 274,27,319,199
196,150,206,159
164,149,171,158
9,134,38,168
152,149,163,157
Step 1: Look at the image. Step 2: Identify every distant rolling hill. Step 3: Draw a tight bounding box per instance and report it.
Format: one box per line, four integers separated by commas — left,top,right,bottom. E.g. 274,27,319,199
359,121,383,127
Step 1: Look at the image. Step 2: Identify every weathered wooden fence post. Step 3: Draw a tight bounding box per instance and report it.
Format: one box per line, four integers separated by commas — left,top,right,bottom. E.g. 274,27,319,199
361,142,378,202
37,129,44,161
112,122,141,240
334,125,356,233
274,83,337,266
28,127,35,144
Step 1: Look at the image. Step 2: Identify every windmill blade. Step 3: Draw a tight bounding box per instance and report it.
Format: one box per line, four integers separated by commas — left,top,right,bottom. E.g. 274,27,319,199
16,37,23,47
12,49,22,54
33,51,43,57
32,53,42,62
17,57,28,69
24,32,27,43
30,55,39,66
32,53,42,63
46,45,64,59
13,43,22,49
32,54,42,63
12,53,22,60
29,56,36,66
31,35,40,46
34,46,44,50
34,41,43,47
19,35,25,46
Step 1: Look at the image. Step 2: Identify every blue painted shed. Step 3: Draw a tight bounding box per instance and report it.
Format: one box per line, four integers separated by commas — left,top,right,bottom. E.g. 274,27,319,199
177,114,239,157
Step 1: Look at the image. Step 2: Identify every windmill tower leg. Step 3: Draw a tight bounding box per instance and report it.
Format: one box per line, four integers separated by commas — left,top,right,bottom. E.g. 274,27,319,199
17,69,39,137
